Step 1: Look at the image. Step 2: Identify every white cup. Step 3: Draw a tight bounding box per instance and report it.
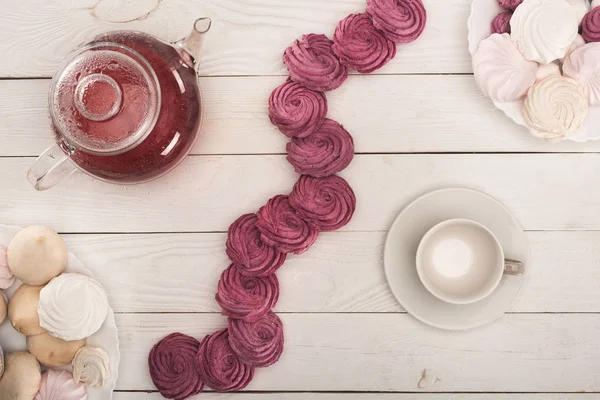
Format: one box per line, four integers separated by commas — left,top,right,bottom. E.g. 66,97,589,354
416,219,524,304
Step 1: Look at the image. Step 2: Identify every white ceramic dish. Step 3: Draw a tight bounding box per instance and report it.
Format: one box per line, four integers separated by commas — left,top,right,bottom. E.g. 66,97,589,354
383,188,529,330
0,225,120,399
467,0,600,142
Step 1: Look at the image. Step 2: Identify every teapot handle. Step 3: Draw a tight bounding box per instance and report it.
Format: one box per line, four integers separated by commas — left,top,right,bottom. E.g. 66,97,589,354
27,142,77,191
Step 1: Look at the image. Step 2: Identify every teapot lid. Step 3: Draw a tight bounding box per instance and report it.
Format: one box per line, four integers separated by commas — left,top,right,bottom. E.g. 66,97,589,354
50,42,161,155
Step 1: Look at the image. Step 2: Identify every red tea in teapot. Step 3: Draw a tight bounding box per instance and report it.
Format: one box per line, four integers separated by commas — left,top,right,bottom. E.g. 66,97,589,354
53,31,202,183
28,19,210,190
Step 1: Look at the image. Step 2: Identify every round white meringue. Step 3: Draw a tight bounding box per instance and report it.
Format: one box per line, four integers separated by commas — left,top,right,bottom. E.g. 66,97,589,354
563,43,600,106
511,0,579,64
35,370,87,400
38,273,108,341
0,352,41,399
593,0,600,9
522,75,589,142
7,226,67,286
566,0,591,23
473,33,538,102
72,346,110,388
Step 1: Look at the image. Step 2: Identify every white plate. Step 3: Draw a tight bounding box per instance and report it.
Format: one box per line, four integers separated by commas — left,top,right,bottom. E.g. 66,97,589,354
384,188,528,330
0,225,120,399
467,0,600,142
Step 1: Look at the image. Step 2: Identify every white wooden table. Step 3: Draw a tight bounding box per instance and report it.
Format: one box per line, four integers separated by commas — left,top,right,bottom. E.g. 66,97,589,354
1,0,600,398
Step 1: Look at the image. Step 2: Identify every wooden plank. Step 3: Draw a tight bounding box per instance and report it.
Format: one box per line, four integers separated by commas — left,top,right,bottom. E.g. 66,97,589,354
113,313,600,392
2,77,599,158
63,231,600,313
0,0,471,78
3,154,600,232
113,394,600,399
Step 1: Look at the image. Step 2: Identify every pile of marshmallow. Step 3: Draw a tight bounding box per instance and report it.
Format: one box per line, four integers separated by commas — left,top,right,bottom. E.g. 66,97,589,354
0,226,110,400
473,0,600,142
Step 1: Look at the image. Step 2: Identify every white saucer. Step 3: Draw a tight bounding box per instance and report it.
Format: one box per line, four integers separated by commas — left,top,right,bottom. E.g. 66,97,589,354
384,188,528,330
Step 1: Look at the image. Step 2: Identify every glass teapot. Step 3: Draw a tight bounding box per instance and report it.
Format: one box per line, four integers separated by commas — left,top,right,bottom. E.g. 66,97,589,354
28,18,212,190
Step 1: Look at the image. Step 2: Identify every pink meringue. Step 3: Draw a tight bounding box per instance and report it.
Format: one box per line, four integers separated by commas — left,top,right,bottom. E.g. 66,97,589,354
582,6,600,42
256,195,319,254
226,214,286,277
148,333,204,400
283,34,348,92
563,42,600,105
473,33,538,102
289,175,356,232
195,329,255,392
35,370,88,400
268,79,327,138
332,13,396,73
0,246,14,289
228,311,284,368
366,0,427,43
491,10,513,34
286,118,354,178
216,264,279,323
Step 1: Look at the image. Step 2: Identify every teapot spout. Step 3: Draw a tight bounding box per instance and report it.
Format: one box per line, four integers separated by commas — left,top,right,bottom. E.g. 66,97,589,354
175,17,211,71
